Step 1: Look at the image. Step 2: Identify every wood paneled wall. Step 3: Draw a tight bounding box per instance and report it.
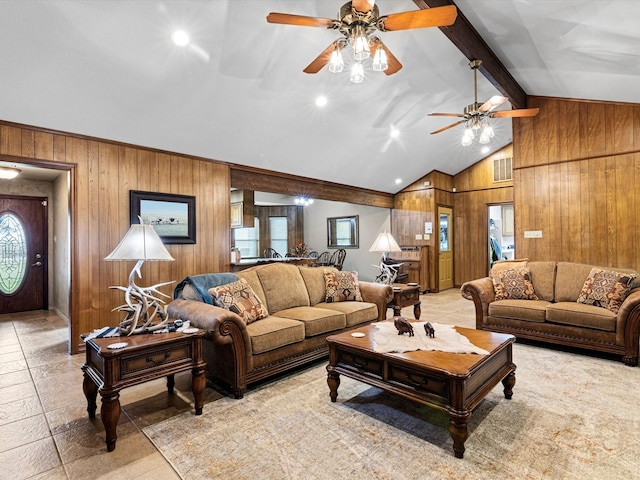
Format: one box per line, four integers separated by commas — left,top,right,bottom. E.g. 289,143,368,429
0,121,230,353
452,145,514,284
513,97,640,271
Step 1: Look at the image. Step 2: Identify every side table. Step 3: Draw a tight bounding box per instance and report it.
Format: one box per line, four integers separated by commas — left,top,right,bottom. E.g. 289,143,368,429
81,330,206,452
387,283,421,319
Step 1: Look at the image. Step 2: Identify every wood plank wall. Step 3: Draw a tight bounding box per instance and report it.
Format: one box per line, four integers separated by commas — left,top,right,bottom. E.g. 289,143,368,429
452,145,514,284
513,97,640,271
0,121,230,353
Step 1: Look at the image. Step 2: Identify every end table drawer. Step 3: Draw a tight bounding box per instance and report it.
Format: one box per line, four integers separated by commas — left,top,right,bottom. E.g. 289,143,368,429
122,343,192,377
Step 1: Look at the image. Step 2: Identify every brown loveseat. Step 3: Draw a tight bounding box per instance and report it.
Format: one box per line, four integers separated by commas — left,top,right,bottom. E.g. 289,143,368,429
168,263,392,398
461,261,640,366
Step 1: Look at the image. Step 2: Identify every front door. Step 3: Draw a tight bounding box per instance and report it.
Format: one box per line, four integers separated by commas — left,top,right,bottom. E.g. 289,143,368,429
438,206,454,291
0,195,47,313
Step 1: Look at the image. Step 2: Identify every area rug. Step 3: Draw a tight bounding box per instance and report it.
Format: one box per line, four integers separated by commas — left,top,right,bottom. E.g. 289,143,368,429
143,342,640,480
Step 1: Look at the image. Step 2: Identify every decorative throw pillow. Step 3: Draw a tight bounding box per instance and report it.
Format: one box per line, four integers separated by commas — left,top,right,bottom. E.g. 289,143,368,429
492,267,539,301
576,268,637,313
324,270,363,303
209,278,269,324
490,258,529,276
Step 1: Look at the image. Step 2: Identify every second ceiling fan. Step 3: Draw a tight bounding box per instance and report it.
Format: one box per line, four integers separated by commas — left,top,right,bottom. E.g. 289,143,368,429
429,60,539,144
266,1,457,82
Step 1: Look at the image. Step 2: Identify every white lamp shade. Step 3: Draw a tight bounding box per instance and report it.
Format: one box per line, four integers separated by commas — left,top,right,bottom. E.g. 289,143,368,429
104,223,174,261
369,231,401,253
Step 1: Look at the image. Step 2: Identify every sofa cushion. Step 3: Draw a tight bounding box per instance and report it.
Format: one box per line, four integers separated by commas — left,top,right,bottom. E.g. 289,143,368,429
245,316,305,354
546,302,617,332
324,270,363,302
491,268,539,300
209,278,269,324
276,306,346,337
489,299,550,323
527,261,557,302
298,266,336,306
576,268,637,313
315,301,378,327
236,269,267,306
490,258,529,275
555,262,594,302
255,263,310,313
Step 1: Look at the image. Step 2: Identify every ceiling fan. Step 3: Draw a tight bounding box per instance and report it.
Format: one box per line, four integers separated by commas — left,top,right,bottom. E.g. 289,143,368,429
429,60,539,144
266,1,457,82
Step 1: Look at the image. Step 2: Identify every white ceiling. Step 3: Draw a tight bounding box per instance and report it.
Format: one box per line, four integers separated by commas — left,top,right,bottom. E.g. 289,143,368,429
0,1,638,194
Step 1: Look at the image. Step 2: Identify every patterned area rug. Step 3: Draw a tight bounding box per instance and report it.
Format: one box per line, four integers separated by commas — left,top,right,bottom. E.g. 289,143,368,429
143,342,640,480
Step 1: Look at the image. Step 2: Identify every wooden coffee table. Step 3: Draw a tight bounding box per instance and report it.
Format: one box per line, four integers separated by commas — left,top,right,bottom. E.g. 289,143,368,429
326,323,516,458
81,330,206,451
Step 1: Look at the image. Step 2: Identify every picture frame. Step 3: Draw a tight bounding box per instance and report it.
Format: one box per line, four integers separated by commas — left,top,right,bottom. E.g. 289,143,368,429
130,190,196,244
327,215,359,249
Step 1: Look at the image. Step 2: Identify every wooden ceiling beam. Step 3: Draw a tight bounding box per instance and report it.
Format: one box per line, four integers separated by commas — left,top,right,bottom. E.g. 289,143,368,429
413,0,527,109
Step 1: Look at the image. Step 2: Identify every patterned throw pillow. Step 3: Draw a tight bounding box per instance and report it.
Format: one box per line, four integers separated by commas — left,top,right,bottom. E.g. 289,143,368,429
209,278,269,324
577,268,637,313
324,270,363,303
492,267,539,301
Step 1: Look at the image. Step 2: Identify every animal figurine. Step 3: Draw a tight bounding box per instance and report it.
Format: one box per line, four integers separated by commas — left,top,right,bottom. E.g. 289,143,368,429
394,316,414,336
424,322,435,338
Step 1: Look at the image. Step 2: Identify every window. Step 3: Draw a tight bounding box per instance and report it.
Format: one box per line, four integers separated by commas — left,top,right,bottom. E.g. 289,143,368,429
269,217,288,256
0,213,27,294
327,215,359,248
233,217,259,258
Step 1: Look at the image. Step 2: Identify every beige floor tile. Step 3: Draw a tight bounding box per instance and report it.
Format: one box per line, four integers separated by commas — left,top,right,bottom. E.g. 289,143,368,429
0,379,38,405
0,357,28,375
0,368,32,388
0,413,51,453
0,395,43,426
0,437,62,480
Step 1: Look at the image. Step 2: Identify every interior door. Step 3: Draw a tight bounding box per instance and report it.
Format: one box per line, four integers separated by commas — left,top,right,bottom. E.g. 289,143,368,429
0,195,47,313
438,206,454,291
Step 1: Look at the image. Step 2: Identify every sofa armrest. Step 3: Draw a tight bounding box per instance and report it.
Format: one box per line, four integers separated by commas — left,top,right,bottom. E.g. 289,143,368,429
617,289,640,365
460,277,495,330
359,281,394,322
167,298,252,368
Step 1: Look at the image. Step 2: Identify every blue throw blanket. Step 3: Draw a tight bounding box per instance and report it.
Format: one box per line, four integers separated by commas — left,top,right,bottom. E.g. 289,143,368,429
173,273,239,305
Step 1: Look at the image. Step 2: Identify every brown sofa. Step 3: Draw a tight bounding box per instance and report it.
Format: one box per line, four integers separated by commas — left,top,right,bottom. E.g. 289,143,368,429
461,261,640,366
168,263,392,398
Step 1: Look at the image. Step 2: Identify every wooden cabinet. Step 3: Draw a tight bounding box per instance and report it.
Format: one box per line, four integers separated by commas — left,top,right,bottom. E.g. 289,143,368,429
393,246,429,293
230,189,254,228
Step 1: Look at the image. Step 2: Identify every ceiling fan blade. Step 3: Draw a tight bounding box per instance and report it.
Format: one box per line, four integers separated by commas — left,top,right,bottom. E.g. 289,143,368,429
428,113,465,117
352,0,375,13
431,120,466,135
303,41,343,74
266,12,335,29
491,108,540,118
479,95,508,113
378,5,457,31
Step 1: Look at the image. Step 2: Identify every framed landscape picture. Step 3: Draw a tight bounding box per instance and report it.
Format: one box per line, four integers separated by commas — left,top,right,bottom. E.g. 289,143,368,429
130,190,196,244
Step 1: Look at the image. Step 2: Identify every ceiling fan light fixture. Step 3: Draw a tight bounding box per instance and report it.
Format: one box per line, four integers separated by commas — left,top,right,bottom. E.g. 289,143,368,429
328,46,345,73
352,25,370,61
372,44,388,71
350,62,365,83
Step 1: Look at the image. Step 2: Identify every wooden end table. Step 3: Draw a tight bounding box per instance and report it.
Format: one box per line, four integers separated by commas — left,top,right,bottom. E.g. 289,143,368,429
81,330,206,452
387,283,421,319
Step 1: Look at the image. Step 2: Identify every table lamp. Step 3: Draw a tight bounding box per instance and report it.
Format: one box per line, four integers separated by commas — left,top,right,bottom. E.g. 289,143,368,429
104,218,175,335
369,231,402,284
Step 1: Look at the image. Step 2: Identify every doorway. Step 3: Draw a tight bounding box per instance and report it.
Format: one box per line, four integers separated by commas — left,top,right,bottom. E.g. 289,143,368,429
438,206,454,291
0,195,48,313
488,203,515,272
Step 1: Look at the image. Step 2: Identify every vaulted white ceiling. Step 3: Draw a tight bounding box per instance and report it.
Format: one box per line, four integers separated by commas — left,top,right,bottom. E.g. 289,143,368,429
1,1,638,193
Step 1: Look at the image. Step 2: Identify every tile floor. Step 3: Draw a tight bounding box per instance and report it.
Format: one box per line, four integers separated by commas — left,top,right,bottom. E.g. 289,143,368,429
0,289,473,480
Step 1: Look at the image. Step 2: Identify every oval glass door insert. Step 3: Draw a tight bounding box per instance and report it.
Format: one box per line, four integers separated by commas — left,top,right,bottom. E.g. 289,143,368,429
0,213,28,294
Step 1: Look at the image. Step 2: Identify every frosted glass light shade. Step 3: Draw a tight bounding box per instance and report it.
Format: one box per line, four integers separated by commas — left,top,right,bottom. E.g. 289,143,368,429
369,231,401,253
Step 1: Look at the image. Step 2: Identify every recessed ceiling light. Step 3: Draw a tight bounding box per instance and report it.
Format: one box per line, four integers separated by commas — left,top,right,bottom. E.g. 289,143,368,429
172,30,190,46
390,127,400,138
395,178,402,184
315,96,327,107
481,146,490,154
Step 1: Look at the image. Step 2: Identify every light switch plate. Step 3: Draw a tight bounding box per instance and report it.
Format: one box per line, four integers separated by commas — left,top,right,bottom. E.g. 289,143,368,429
415,234,422,240
524,230,543,238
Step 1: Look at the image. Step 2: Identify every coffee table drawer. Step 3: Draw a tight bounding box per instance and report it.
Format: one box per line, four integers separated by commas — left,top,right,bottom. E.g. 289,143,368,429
337,350,383,378
388,364,449,401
